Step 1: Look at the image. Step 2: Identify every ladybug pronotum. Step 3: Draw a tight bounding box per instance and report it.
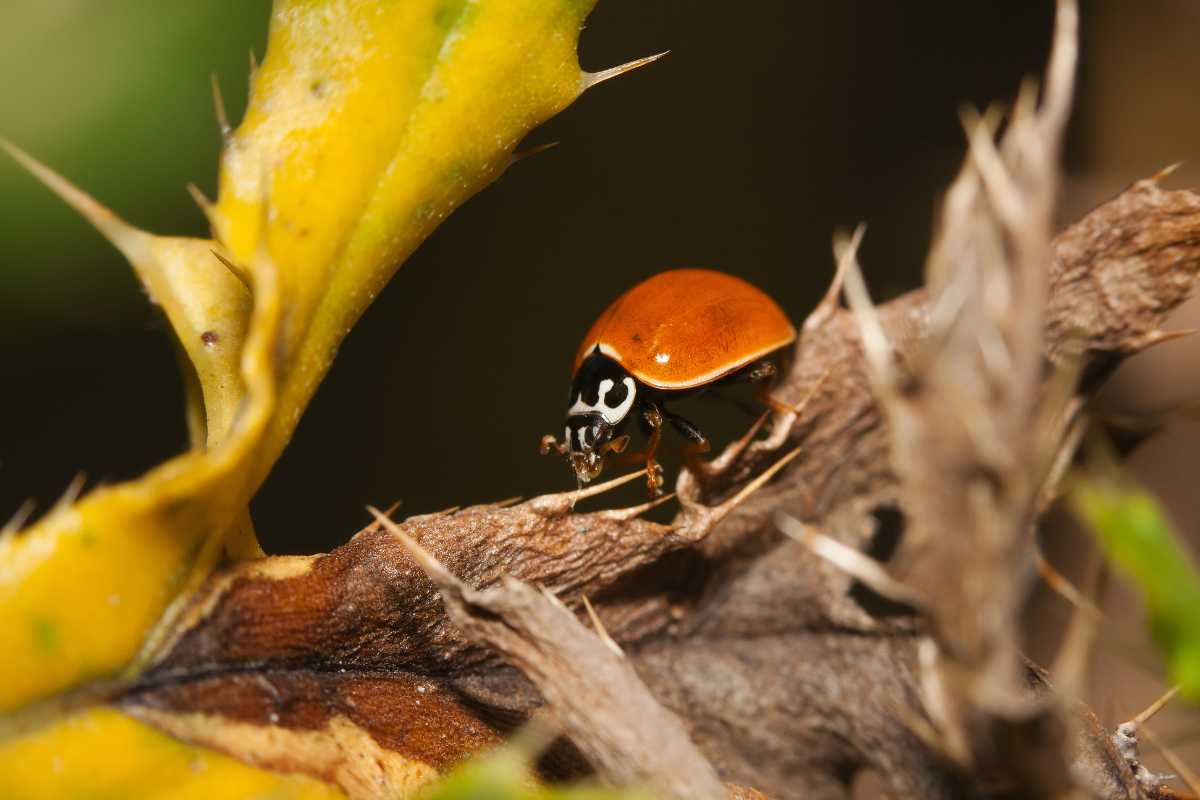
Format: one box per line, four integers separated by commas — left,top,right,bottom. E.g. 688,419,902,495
541,269,796,495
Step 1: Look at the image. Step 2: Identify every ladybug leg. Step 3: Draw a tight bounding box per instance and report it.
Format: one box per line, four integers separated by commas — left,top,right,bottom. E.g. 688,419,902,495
735,359,825,418
538,433,569,456
636,403,666,497
664,410,710,452
664,410,711,472
725,359,797,416
610,403,665,495
741,360,778,385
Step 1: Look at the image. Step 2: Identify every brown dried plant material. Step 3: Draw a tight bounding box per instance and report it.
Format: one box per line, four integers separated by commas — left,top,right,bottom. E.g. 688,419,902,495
369,508,726,800
117,177,1200,800
113,7,1200,798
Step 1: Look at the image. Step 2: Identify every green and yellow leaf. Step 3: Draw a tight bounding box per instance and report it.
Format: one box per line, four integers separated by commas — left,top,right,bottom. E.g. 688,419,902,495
0,1,631,794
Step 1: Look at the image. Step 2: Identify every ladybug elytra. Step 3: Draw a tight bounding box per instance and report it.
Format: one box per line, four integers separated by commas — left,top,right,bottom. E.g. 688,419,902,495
541,269,796,495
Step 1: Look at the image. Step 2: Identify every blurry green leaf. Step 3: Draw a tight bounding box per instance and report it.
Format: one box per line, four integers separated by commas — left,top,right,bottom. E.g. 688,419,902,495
0,2,268,319
428,747,656,800
1070,468,1200,698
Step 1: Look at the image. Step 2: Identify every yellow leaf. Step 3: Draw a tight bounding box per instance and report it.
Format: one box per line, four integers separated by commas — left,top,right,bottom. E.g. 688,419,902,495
212,0,598,484
0,222,280,710
0,0,618,720
1,143,251,449
0,707,345,800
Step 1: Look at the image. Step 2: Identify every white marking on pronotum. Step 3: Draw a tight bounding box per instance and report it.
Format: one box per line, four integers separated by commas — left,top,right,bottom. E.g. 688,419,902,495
567,377,636,425
577,427,588,449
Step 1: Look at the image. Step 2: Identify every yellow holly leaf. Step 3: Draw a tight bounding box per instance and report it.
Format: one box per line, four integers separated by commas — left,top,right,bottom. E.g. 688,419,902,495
0,707,345,800
0,0,640,729
211,0,608,482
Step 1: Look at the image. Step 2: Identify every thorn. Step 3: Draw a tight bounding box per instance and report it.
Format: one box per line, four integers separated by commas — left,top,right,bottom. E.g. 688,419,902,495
738,410,772,448
960,106,1026,229
51,473,86,514
358,500,402,536
209,249,252,288
1011,76,1040,129
581,595,624,658
1131,329,1197,351
1,498,35,536
1050,552,1108,700
896,707,961,766
570,469,646,503
1041,0,1079,138
700,443,805,527
0,139,152,263
367,505,459,588
1141,722,1200,797
211,74,232,141
837,225,895,387
1034,548,1104,621
582,51,669,91
490,496,524,509
186,183,216,225
784,368,831,419
1134,685,1181,726
916,637,974,767
509,140,559,168
601,491,676,521
528,468,647,518
434,505,462,517
804,223,865,336
537,582,569,610
777,511,926,609
686,410,771,483
1151,162,1185,182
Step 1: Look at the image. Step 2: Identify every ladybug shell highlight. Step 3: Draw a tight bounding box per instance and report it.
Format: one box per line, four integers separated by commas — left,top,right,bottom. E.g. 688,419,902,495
573,269,796,390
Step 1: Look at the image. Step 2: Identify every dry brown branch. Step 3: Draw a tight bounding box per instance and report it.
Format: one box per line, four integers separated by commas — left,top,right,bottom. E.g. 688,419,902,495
112,5,1200,796
118,168,1200,800
116,172,1200,800
367,507,727,800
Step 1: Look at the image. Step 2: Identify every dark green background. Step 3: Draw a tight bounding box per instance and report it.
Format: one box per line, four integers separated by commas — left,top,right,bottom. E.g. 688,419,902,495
0,2,1190,554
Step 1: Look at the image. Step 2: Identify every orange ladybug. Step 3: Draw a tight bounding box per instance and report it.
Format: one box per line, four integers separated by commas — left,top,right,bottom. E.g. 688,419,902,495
541,269,796,494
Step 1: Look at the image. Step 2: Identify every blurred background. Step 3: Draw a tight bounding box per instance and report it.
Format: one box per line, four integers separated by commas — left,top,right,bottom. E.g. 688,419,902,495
1,0,1199,783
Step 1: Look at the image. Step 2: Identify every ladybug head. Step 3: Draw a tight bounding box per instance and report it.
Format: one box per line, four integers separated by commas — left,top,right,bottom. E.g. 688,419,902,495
564,414,615,483
562,352,637,484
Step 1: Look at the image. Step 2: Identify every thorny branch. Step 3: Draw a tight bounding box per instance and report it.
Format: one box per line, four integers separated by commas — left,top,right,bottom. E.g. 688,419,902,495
369,507,729,800
111,2,1200,798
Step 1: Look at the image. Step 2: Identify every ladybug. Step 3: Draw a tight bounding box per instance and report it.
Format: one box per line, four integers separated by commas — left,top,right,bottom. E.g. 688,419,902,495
541,269,796,495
